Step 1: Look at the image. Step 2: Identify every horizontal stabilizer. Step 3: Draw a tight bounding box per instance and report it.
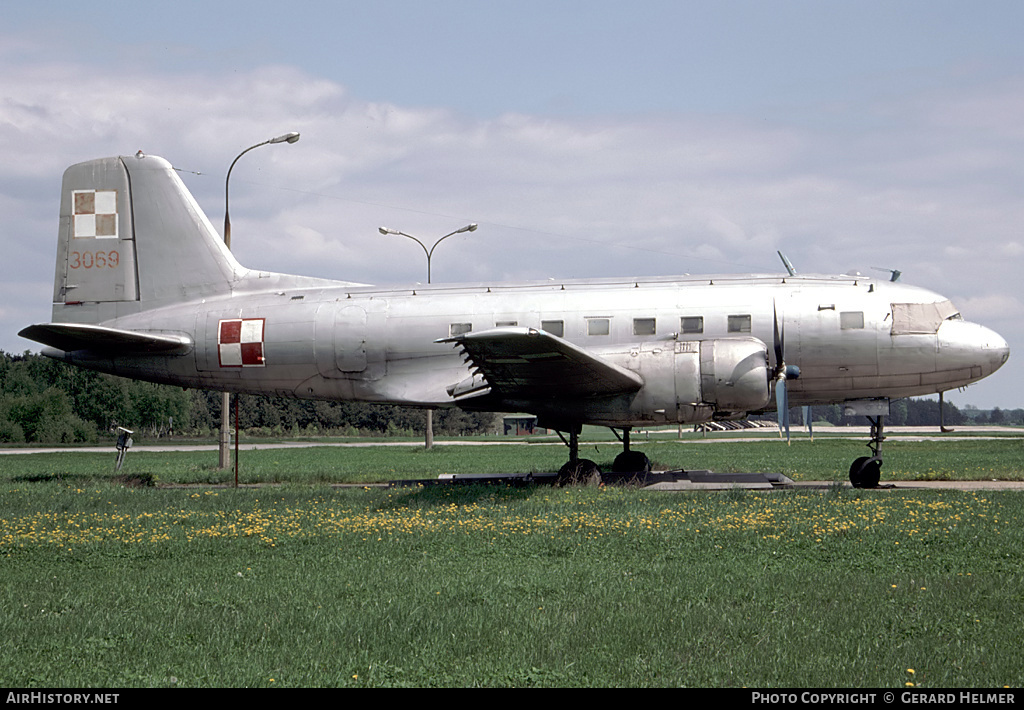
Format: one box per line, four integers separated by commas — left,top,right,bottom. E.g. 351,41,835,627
19,323,193,355
439,326,643,400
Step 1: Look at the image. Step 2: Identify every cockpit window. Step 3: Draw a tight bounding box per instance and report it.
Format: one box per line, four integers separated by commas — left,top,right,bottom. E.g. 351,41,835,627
890,300,960,334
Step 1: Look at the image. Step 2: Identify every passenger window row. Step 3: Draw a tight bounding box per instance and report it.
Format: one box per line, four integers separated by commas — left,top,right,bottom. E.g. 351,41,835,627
449,312,864,338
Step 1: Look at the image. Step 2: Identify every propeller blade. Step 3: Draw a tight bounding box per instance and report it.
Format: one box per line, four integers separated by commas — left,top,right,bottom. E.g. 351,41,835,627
776,376,790,442
773,301,784,369
772,300,791,442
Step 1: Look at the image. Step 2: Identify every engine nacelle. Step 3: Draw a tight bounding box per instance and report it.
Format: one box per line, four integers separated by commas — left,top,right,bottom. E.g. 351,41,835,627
626,337,771,423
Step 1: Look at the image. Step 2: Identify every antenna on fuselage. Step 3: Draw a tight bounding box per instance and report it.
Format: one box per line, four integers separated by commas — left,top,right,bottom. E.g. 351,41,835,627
872,266,902,282
777,251,796,277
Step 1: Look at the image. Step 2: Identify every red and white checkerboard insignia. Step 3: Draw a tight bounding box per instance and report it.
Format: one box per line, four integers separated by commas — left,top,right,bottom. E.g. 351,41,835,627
73,189,118,239
218,318,266,367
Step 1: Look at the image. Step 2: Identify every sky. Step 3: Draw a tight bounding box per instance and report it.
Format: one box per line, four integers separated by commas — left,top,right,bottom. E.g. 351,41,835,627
2,1,1021,409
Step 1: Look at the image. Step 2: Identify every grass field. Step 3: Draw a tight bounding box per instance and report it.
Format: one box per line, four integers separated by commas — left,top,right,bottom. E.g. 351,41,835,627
1,433,1022,687
4,431,1022,485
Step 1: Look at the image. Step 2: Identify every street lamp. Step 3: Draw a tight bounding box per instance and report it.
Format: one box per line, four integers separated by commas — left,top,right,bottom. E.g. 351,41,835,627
377,223,478,284
224,132,300,249
378,222,478,449
219,131,300,472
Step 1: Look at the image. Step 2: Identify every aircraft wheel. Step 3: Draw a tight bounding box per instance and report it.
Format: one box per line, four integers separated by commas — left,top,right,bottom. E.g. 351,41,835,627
849,456,882,488
611,450,652,474
557,459,602,486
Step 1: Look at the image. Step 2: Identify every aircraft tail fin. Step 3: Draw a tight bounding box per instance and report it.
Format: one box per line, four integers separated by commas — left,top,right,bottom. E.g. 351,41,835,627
50,152,243,323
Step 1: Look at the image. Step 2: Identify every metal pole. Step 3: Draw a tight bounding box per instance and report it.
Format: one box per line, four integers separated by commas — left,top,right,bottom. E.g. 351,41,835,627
219,132,300,470
234,394,239,487
377,223,477,451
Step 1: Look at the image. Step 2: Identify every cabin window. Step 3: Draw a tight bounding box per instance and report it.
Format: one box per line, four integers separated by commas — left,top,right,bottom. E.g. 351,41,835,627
633,318,656,336
541,320,564,337
727,315,751,333
495,320,518,327
449,323,472,337
587,318,610,336
681,316,704,334
840,311,864,330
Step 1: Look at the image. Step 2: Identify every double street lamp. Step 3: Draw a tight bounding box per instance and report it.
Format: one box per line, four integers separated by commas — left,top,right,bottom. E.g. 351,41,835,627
377,222,478,449
377,223,478,284
219,131,300,472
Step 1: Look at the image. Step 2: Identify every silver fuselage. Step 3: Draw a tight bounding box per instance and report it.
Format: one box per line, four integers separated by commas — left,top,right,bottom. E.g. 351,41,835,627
52,271,1009,426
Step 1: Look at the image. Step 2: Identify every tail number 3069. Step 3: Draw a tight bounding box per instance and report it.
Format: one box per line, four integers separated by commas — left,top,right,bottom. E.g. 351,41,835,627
69,250,120,269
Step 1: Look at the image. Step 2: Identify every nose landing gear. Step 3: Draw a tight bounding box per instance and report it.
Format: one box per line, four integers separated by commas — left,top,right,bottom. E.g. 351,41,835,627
850,415,885,488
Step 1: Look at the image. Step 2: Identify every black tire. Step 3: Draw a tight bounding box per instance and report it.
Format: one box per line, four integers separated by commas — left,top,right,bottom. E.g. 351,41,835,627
611,450,652,474
849,456,882,488
557,459,602,486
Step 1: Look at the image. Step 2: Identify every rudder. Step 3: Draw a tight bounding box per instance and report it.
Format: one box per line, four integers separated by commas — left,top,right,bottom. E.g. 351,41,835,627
55,157,138,308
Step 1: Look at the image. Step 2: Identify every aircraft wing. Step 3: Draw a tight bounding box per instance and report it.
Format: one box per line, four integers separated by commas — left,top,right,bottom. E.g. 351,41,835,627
19,323,193,355
439,326,643,401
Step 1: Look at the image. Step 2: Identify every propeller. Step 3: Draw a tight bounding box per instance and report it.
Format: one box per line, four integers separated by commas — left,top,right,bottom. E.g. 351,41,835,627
772,301,800,443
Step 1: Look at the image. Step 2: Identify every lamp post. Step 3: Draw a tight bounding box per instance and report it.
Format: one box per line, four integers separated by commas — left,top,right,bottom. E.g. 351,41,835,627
219,132,300,471
224,132,300,249
377,223,478,284
377,222,478,450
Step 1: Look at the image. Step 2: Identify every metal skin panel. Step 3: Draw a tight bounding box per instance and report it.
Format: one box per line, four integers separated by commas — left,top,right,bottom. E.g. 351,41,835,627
315,303,368,375
20,154,1011,430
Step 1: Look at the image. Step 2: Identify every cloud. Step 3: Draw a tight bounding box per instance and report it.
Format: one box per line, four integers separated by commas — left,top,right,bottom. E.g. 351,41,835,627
956,294,1024,326
2,54,1021,406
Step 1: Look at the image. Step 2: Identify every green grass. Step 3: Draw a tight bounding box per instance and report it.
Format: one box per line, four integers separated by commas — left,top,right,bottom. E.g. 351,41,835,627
0,435,1022,687
1,435,1020,484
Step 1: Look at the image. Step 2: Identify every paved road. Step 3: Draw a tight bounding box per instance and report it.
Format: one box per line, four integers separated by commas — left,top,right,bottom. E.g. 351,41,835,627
1,425,1019,456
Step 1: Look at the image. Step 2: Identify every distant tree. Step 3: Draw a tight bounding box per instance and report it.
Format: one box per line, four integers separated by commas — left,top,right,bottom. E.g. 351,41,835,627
902,398,966,426
889,399,908,426
1,387,96,443
0,351,187,441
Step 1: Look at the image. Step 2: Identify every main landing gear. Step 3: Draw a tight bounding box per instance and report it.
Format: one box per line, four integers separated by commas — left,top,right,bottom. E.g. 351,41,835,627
555,427,652,485
849,415,885,488
611,428,652,475
556,429,601,485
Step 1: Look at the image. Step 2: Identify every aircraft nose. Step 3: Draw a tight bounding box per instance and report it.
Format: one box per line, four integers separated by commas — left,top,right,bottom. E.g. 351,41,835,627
937,320,1010,378
987,327,1011,372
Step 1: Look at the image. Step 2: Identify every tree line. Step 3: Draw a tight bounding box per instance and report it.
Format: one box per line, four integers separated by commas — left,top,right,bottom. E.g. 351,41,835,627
1,350,1019,444
756,398,1024,427
0,351,496,443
